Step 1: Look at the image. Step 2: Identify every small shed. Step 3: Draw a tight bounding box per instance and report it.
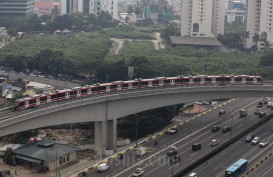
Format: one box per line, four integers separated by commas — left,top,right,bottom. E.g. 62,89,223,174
54,29,62,35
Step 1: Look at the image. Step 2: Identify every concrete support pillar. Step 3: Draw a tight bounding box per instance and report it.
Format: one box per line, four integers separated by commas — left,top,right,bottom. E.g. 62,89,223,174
95,121,107,156
95,119,117,156
106,119,117,151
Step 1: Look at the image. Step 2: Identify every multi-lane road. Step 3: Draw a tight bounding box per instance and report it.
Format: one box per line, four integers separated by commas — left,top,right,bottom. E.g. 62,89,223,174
84,98,273,177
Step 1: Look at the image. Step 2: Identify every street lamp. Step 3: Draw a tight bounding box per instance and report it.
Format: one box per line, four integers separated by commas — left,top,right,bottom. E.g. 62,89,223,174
170,158,174,177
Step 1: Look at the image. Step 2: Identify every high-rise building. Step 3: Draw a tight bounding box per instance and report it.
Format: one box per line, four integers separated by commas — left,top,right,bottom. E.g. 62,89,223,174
181,0,225,38
245,0,273,50
61,0,118,19
0,0,35,18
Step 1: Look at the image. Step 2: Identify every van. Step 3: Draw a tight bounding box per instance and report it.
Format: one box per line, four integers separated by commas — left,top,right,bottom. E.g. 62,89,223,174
189,172,197,177
97,163,109,172
192,143,201,151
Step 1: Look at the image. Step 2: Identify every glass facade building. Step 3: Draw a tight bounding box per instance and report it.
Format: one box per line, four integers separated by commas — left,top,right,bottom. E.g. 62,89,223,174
0,0,34,18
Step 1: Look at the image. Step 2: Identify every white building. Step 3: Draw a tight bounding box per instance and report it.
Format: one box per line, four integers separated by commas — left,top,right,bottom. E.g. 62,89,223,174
245,0,273,50
61,0,118,19
181,0,225,38
225,9,244,24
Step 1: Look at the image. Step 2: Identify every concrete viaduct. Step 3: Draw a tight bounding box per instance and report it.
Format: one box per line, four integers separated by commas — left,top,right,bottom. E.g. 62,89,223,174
1,84,273,155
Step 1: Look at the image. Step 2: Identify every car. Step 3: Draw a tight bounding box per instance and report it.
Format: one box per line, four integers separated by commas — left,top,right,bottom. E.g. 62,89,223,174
268,102,273,107
171,155,181,164
167,128,178,135
259,139,268,147
211,126,220,132
271,126,273,131
251,137,260,145
259,112,266,118
131,168,144,177
271,106,273,111
257,102,263,108
189,173,197,177
97,163,109,172
29,73,37,77
245,134,255,142
167,148,177,156
201,101,210,105
254,108,262,114
210,139,219,146
192,143,201,151
38,75,45,78
219,110,226,116
222,126,231,133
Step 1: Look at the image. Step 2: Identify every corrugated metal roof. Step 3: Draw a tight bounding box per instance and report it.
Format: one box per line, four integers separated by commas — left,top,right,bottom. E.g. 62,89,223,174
14,140,79,162
170,36,223,47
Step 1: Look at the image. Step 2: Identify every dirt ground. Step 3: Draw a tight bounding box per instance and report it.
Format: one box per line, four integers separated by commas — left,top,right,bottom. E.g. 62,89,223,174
182,104,206,115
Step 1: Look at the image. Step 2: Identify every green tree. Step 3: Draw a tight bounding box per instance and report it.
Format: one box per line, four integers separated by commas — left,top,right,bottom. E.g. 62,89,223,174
259,52,273,66
10,92,24,103
252,33,260,49
129,56,155,79
127,6,134,15
52,5,60,17
5,147,16,165
97,11,118,28
134,6,141,16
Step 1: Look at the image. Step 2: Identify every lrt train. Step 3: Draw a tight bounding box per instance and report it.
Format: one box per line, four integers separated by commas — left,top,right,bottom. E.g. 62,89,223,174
14,75,263,110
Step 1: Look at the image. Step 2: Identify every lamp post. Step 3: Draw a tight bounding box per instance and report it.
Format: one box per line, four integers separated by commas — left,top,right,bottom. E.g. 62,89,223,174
135,114,139,147
230,114,234,140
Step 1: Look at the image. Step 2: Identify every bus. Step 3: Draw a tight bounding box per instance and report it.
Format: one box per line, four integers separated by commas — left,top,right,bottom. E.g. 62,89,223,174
225,159,248,177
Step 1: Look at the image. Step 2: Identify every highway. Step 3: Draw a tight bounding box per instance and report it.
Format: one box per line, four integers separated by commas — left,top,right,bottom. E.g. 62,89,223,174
84,98,265,177
185,101,273,177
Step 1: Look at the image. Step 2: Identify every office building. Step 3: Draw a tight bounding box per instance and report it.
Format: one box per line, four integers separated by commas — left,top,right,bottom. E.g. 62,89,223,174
0,0,34,18
181,0,225,38
61,0,118,19
245,0,273,50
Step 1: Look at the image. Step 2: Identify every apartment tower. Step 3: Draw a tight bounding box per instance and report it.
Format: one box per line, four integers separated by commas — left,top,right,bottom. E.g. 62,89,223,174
61,0,118,18
245,0,273,50
0,0,34,18
181,0,225,37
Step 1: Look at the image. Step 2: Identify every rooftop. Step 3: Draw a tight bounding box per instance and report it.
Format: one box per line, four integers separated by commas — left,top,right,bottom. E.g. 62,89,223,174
170,36,223,47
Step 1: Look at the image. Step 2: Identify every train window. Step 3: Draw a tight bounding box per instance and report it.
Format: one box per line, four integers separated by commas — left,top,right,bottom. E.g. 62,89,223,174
132,82,139,87
194,78,201,82
92,87,98,92
122,83,128,88
257,78,262,81
29,99,36,104
81,89,87,93
216,78,223,81
70,91,76,95
223,78,231,81
141,81,148,86
174,79,181,83
58,93,65,97
164,80,171,84
153,80,159,85
110,85,117,89
51,94,57,99
40,97,47,102
235,78,242,81
98,86,106,91
19,102,25,107
246,78,253,81
181,79,189,83
205,78,212,82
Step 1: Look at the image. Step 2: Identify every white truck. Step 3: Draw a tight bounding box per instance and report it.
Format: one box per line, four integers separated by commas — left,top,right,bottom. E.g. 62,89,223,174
97,163,109,172
136,147,148,156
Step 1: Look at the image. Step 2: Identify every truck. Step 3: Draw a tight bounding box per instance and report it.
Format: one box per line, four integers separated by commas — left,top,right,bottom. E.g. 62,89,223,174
97,163,109,172
240,109,247,117
136,147,148,156
263,97,272,104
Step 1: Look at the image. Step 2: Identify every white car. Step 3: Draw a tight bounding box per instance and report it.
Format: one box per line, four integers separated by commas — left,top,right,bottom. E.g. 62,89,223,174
38,75,45,78
29,73,37,77
189,172,197,177
97,163,109,172
251,137,260,145
210,139,219,146
259,139,268,147
268,102,273,107
131,168,144,177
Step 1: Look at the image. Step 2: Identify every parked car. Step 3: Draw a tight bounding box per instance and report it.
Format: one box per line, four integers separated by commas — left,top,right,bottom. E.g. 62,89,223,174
251,137,260,145
131,168,144,177
259,112,266,118
167,148,177,156
222,126,231,133
210,139,219,146
245,134,255,142
219,110,226,116
211,126,220,132
259,139,268,147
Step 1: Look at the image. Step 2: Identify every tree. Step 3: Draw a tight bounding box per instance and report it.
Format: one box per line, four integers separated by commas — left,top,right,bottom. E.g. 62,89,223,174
127,6,134,15
134,6,141,16
5,147,16,165
252,33,260,50
129,56,155,79
97,11,118,28
52,5,60,17
244,31,250,40
259,52,273,66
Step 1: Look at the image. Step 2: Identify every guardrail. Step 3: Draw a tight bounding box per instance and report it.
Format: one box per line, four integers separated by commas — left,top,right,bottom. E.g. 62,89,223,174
173,113,273,177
